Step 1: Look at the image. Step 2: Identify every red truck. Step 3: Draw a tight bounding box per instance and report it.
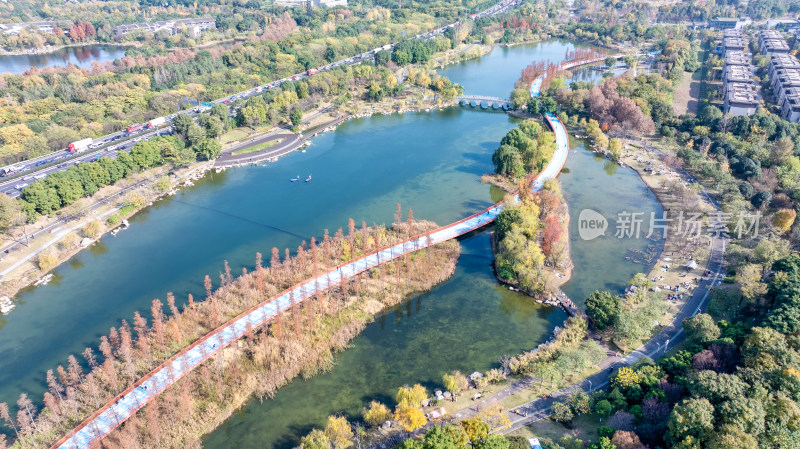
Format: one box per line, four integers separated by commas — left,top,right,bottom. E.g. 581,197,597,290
126,123,144,133
307,68,319,76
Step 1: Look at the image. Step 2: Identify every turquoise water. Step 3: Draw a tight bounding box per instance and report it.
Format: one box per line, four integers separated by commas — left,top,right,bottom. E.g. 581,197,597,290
0,107,522,409
0,40,662,447
202,43,662,448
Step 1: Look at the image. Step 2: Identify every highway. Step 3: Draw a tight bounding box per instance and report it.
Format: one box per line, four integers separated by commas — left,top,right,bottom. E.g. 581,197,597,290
0,0,520,199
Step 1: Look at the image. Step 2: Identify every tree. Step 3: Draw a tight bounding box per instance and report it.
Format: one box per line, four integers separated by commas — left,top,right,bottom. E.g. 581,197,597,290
302,428,331,449
608,138,623,161
683,313,720,345
495,208,522,241
83,220,102,238
595,399,613,418
396,384,427,408
737,264,766,300
363,401,390,427
290,108,303,127
461,417,490,444
476,434,510,449
492,145,524,178
324,416,353,449
510,88,531,109
622,55,637,69
667,398,715,447
374,50,390,66
605,56,617,68
586,290,621,329
773,209,796,234
751,190,772,209
706,424,758,449
0,194,23,232
718,397,766,436
610,430,645,449
442,371,468,398
194,139,221,161
550,400,574,423
686,370,747,404
394,406,427,431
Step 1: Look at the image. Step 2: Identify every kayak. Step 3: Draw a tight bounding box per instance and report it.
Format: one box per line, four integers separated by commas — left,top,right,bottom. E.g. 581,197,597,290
305,175,312,182
290,176,300,182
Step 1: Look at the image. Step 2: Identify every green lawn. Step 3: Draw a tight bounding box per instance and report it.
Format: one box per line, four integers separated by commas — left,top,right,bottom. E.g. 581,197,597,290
508,414,602,444
231,139,283,156
220,127,254,145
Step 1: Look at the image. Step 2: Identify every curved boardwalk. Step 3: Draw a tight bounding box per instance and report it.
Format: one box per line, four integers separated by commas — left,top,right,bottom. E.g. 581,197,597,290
52,56,605,449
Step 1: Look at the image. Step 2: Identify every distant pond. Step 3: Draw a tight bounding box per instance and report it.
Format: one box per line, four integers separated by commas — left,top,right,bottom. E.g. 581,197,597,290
0,45,128,75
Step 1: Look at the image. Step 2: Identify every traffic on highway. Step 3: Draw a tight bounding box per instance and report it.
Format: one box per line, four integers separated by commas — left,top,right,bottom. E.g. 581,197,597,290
0,0,520,199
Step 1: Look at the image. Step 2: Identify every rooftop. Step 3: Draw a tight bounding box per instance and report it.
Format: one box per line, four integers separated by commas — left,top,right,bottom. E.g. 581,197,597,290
760,29,783,39
763,39,790,52
727,82,759,105
725,51,752,66
783,87,800,109
723,36,747,48
775,68,800,86
725,64,754,83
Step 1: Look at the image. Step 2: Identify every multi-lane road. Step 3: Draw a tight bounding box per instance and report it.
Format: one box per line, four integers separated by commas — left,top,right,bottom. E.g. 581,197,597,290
0,0,520,199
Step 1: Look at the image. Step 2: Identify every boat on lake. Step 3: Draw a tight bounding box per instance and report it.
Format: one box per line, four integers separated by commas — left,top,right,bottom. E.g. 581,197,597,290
290,175,300,182
305,174,312,182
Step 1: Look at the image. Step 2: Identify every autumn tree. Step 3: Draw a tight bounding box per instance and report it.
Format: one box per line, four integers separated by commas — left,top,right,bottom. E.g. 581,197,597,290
773,209,796,234
442,370,469,399
324,415,353,449
363,401,391,427
394,406,427,431
396,384,427,408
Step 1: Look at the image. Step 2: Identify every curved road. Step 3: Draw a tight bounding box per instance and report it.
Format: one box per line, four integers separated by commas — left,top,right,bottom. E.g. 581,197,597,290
53,57,607,449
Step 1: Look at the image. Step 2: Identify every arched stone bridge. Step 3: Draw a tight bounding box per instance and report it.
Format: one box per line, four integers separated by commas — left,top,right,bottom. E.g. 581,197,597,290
457,95,512,110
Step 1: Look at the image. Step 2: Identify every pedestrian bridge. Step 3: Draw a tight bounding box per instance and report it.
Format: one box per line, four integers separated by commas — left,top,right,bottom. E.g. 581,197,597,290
52,55,613,449
457,95,511,110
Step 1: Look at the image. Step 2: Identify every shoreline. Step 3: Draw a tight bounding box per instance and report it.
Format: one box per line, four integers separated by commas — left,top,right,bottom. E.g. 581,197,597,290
0,162,214,300
0,41,136,57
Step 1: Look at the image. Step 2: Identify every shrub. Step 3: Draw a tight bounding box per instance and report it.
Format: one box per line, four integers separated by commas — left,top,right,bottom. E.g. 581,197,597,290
82,220,102,238
37,252,58,272
363,401,390,427
107,214,121,226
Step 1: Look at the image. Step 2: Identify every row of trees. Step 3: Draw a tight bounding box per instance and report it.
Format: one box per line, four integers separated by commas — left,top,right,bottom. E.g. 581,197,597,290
0,0,455,164
570,255,800,448
0,215,462,448
20,118,221,218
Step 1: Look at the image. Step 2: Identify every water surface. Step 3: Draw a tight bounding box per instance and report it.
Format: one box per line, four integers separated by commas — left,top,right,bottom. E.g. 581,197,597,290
0,45,127,75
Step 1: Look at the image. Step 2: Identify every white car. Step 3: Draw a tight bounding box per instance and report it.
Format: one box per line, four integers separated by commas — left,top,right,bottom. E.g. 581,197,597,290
15,183,28,190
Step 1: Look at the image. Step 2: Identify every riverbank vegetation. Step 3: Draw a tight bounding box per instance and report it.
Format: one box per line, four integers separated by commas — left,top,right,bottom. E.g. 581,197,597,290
505,16,800,447
0,214,461,448
488,120,568,295
0,0,486,164
545,254,800,448
494,179,570,295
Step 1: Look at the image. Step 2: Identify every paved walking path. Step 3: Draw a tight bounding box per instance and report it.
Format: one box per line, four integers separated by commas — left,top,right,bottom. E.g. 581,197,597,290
214,114,348,168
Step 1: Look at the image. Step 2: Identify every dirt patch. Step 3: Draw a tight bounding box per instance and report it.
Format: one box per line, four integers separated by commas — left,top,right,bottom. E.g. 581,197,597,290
673,70,700,116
